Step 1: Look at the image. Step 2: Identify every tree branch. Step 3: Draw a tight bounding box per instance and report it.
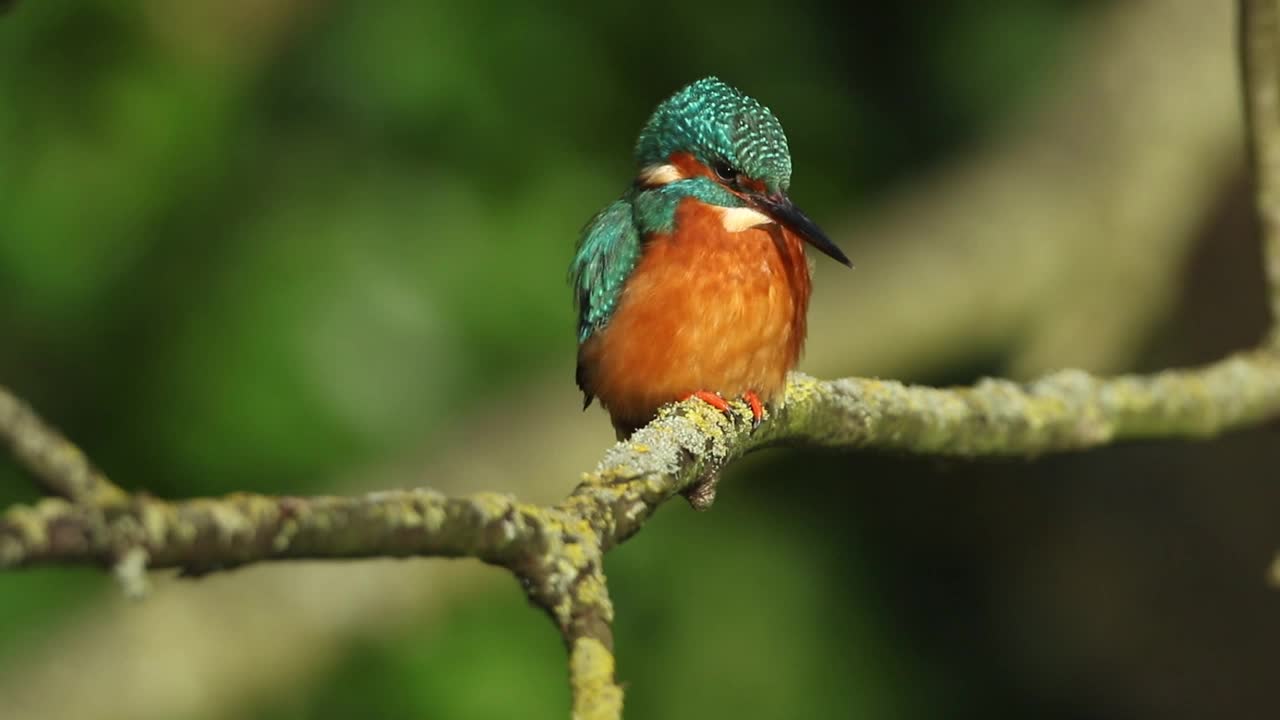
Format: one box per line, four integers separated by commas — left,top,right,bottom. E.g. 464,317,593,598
1,489,530,571
569,350,1280,550
816,0,1241,380
4,3,1280,719
1,4,1248,715
1243,0,1280,344
0,385,126,507
6,350,1278,571
4,351,1280,715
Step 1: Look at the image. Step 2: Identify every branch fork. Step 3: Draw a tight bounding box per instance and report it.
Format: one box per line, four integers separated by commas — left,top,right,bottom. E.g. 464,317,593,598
4,4,1280,718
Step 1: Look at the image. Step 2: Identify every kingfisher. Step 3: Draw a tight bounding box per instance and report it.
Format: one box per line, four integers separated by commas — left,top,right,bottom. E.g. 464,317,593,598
571,77,851,440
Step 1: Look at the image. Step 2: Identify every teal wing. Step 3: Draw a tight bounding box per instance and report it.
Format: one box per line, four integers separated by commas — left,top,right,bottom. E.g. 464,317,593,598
569,198,642,406
570,198,641,343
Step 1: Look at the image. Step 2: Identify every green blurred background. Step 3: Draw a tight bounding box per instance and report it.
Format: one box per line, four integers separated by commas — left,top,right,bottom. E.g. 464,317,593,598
3,1,1279,719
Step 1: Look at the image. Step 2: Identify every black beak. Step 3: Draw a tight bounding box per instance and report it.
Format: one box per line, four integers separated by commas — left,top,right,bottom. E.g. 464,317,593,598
751,193,852,268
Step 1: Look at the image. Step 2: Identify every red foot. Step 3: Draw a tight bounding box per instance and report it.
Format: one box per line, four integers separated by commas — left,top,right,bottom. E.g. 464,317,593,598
682,390,731,413
680,390,765,429
743,391,764,429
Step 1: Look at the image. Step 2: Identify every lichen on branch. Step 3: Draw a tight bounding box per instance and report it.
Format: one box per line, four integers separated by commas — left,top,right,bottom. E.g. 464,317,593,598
3,4,1280,720
4,349,1280,716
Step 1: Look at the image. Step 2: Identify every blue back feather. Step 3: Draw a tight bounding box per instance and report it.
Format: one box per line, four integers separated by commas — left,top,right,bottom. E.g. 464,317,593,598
570,199,641,343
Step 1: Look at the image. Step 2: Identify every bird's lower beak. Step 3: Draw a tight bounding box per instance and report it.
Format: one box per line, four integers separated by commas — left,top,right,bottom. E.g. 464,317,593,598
751,192,852,268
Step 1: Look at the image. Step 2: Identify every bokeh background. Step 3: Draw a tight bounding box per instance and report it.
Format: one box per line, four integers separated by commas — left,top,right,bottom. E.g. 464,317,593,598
2,1,1278,718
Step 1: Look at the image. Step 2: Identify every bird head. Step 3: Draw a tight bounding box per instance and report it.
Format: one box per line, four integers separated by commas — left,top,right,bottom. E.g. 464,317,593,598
633,76,851,267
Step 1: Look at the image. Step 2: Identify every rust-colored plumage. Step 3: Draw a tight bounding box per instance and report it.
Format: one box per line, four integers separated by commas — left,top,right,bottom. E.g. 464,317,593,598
577,197,812,437
569,78,849,439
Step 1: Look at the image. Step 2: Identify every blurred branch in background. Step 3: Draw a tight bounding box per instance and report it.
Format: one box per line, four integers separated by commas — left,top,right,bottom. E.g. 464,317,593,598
811,0,1243,380
1243,0,1280,343
6,347,1280,719
0,1,1269,720
4,1,1280,717
0,387,125,506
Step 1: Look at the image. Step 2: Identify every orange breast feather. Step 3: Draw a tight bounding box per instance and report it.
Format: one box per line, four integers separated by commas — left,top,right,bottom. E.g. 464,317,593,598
578,197,812,432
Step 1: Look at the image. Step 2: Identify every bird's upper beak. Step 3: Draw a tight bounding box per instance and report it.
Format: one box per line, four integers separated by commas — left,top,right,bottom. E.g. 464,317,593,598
750,192,852,268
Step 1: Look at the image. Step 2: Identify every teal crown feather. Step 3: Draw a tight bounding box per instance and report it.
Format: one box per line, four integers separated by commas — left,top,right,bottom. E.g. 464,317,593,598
569,77,793,346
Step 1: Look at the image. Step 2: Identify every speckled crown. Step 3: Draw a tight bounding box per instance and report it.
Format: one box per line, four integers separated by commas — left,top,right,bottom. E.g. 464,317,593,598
634,77,792,192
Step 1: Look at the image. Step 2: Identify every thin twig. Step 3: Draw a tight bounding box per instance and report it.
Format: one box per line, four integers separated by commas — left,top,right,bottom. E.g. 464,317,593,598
3,6,1280,719
0,385,126,506
1242,0,1280,343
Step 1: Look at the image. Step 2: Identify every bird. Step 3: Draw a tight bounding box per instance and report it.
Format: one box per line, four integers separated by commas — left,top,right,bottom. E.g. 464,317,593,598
570,77,851,440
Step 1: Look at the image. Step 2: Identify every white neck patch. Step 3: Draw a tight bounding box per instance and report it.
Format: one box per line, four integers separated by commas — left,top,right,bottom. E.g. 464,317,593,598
718,206,773,232
637,163,684,186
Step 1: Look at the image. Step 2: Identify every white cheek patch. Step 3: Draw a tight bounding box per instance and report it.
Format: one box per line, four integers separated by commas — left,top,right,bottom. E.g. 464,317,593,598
719,206,773,232
638,164,684,186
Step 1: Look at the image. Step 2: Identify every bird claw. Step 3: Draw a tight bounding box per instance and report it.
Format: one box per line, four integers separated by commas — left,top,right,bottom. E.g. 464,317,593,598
681,390,766,429
685,390,732,413
743,391,764,429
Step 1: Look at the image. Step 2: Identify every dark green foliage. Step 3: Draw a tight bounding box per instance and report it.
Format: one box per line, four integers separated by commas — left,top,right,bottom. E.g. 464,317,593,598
0,1,1105,718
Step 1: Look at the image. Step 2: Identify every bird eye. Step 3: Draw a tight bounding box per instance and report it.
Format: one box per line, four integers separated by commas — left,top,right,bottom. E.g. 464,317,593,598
712,160,739,183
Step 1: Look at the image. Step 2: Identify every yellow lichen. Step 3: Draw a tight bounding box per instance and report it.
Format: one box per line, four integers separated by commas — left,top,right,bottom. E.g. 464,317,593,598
422,503,446,532
394,504,424,528
6,503,52,549
572,574,612,617
562,541,588,567
554,596,573,623
569,517,595,538
643,476,666,495
569,637,624,720
622,501,646,523
138,502,169,546
272,519,299,552
467,492,515,521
